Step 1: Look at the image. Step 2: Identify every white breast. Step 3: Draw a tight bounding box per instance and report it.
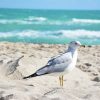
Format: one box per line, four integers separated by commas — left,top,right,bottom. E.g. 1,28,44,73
65,50,78,73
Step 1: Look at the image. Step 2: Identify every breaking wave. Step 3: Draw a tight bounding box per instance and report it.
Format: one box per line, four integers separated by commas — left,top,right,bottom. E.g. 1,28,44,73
25,16,47,21
0,17,100,25
0,16,47,24
0,29,100,39
72,18,100,24
0,19,32,24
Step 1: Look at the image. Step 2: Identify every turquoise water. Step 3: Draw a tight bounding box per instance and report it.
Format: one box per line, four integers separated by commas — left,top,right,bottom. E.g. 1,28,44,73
0,8,100,45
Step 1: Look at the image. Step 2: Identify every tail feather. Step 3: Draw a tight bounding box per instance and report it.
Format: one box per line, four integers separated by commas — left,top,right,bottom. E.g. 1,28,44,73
23,65,50,79
23,73,38,79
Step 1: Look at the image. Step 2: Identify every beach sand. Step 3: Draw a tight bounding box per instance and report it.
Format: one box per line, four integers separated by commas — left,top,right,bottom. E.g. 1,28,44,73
0,42,100,100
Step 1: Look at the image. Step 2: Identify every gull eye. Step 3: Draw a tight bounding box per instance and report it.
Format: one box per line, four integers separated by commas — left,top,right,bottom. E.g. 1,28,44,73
75,42,78,45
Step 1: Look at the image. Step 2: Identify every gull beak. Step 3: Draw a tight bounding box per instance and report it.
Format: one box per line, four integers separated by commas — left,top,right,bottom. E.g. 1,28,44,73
81,45,85,48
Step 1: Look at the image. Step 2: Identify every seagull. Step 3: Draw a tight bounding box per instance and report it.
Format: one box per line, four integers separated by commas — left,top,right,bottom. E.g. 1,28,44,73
23,41,84,86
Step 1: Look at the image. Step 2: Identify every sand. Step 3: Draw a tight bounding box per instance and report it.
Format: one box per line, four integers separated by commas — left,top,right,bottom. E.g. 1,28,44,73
0,42,100,100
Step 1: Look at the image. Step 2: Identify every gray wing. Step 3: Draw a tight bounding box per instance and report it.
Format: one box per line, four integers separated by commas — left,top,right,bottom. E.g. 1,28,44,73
36,52,72,75
47,52,72,65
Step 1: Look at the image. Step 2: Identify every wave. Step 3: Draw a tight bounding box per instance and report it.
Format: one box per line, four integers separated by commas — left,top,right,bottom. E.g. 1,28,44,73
59,30,100,38
0,16,47,24
0,19,33,24
72,18,100,24
25,16,47,21
0,30,100,39
0,30,49,38
1,17,100,25
0,19,67,25
0,12,100,26
0,19,66,25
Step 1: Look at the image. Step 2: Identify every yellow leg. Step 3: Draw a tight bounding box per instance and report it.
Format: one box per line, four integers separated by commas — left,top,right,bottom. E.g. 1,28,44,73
61,75,63,86
59,75,64,87
59,76,62,86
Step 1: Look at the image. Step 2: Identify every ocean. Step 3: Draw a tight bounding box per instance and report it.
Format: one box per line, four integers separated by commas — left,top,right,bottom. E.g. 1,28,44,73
0,8,100,45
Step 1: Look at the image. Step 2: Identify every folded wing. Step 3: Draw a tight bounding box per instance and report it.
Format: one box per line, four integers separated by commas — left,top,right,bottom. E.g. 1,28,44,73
36,52,72,75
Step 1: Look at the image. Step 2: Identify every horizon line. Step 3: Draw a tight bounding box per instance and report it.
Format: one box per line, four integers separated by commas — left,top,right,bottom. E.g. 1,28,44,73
0,7,100,11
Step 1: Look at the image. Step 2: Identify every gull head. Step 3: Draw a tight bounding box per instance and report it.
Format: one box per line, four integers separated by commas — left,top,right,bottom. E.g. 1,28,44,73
68,41,82,50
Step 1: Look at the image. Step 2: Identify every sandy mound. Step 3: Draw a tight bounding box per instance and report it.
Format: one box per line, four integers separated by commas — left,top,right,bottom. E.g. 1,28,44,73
0,55,24,80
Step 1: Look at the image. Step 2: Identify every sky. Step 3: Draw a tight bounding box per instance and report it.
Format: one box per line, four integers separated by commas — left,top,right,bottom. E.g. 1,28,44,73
0,0,100,10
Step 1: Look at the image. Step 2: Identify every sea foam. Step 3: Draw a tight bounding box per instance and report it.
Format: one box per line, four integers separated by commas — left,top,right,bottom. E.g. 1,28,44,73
0,19,32,24
26,16,47,21
0,16,47,24
72,18,100,24
0,30,100,39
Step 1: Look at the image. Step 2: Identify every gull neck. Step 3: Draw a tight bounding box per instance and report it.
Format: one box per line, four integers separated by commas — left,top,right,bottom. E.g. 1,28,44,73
66,46,77,57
